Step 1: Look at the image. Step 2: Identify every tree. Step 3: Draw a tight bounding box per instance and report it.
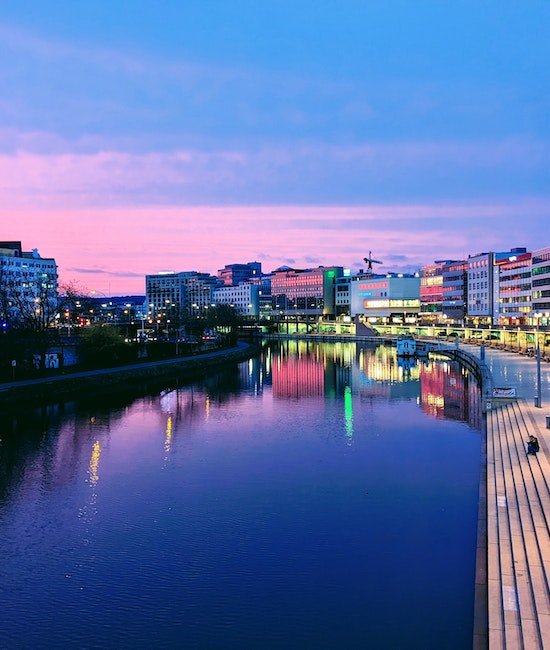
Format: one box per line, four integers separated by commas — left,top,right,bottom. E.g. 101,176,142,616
79,325,132,368
204,304,242,344
0,264,86,366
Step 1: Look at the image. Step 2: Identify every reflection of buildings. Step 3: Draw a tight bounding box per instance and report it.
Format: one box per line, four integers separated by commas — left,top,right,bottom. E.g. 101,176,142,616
268,341,422,401
420,358,482,428
3,342,482,507
272,342,325,398
266,341,482,429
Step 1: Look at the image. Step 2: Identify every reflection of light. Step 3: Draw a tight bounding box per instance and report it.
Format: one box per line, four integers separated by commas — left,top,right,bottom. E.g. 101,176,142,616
164,416,173,454
89,441,101,488
205,396,210,417
424,393,445,408
344,386,354,442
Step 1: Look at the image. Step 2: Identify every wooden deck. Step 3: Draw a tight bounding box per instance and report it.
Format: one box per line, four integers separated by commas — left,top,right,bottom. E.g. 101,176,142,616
484,399,550,649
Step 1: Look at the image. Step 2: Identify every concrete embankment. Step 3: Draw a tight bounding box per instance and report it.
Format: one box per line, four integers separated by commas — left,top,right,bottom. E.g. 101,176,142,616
0,342,257,404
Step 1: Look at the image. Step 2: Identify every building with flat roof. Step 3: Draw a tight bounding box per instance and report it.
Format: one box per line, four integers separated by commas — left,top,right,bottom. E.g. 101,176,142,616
496,250,532,325
420,261,457,324
442,260,467,324
531,246,550,326
0,241,57,327
213,282,260,318
350,273,420,323
145,271,222,328
271,266,344,319
217,262,262,286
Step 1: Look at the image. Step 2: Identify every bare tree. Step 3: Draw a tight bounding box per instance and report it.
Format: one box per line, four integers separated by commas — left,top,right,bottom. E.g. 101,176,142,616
0,267,83,364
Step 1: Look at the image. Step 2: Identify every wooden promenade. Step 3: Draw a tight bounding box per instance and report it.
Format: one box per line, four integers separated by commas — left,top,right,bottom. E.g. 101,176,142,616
481,399,550,649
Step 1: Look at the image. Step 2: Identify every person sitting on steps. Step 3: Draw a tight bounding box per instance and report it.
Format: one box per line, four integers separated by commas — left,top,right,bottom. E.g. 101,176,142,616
527,435,540,455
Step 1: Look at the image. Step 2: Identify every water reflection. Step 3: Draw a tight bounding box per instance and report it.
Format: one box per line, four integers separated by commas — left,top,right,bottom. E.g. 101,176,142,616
264,340,481,429
0,341,482,649
0,342,482,505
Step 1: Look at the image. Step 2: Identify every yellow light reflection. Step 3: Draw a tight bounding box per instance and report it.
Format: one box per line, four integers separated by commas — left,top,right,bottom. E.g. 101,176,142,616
89,440,101,488
164,415,173,454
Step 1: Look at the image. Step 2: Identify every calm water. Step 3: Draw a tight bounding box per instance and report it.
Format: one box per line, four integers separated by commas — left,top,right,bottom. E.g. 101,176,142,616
0,341,482,649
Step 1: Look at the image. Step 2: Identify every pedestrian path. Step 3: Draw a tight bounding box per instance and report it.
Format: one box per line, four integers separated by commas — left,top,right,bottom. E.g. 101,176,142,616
486,398,550,649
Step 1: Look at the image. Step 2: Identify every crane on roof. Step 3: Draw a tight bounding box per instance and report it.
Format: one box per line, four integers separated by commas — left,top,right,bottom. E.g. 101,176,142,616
363,251,383,272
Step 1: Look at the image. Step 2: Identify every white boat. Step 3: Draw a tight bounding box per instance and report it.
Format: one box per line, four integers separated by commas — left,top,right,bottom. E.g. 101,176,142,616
396,335,431,358
396,335,417,357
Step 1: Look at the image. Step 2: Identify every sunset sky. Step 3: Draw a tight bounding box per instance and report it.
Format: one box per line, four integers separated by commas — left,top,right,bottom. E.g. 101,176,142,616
1,1,549,295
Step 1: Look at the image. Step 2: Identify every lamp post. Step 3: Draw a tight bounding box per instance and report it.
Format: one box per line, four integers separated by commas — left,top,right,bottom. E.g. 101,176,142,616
534,313,542,408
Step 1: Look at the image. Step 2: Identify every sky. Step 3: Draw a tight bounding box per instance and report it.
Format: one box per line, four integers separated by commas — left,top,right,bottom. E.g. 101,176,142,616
1,1,549,295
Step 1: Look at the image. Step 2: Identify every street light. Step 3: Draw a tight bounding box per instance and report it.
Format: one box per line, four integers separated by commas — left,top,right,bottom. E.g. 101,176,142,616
534,313,543,408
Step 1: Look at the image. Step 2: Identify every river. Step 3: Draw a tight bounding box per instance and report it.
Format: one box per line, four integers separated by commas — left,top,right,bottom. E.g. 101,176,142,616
0,340,483,649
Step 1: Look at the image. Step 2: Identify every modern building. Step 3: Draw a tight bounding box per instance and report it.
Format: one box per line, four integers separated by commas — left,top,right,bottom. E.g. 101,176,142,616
496,250,532,325
349,272,420,323
271,266,344,319
335,274,352,317
466,249,526,325
145,271,221,327
442,260,467,324
213,282,260,318
0,241,58,327
466,252,499,325
531,246,550,326
217,262,262,286
419,261,454,323
145,271,196,325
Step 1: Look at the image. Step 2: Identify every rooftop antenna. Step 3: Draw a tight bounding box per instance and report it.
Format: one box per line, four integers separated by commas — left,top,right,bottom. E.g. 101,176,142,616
363,251,383,273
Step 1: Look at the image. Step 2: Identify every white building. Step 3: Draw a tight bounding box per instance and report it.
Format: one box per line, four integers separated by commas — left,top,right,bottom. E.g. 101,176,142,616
349,273,420,323
466,252,496,324
213,282,259,317
467,248,527,325
0,241,58,327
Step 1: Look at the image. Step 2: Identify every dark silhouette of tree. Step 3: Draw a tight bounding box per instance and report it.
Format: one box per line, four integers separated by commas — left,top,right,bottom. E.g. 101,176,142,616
0,266,88,367
204,304,242,344
79,325,132,368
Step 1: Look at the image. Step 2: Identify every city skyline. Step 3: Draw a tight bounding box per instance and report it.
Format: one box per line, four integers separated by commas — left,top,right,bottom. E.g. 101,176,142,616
1,2,549,295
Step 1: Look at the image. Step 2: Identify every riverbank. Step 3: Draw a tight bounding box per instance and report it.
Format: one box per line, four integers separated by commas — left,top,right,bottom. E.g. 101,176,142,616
0,342,257,405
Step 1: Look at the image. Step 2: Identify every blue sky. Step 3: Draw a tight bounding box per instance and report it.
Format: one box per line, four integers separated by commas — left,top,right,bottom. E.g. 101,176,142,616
1,1,549,293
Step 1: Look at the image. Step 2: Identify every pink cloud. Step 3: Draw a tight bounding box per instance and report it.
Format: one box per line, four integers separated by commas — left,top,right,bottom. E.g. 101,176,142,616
2,202,548,296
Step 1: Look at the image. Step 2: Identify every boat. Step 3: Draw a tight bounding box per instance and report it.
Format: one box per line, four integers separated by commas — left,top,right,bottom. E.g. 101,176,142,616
396,335,417,357
396,335,430,358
